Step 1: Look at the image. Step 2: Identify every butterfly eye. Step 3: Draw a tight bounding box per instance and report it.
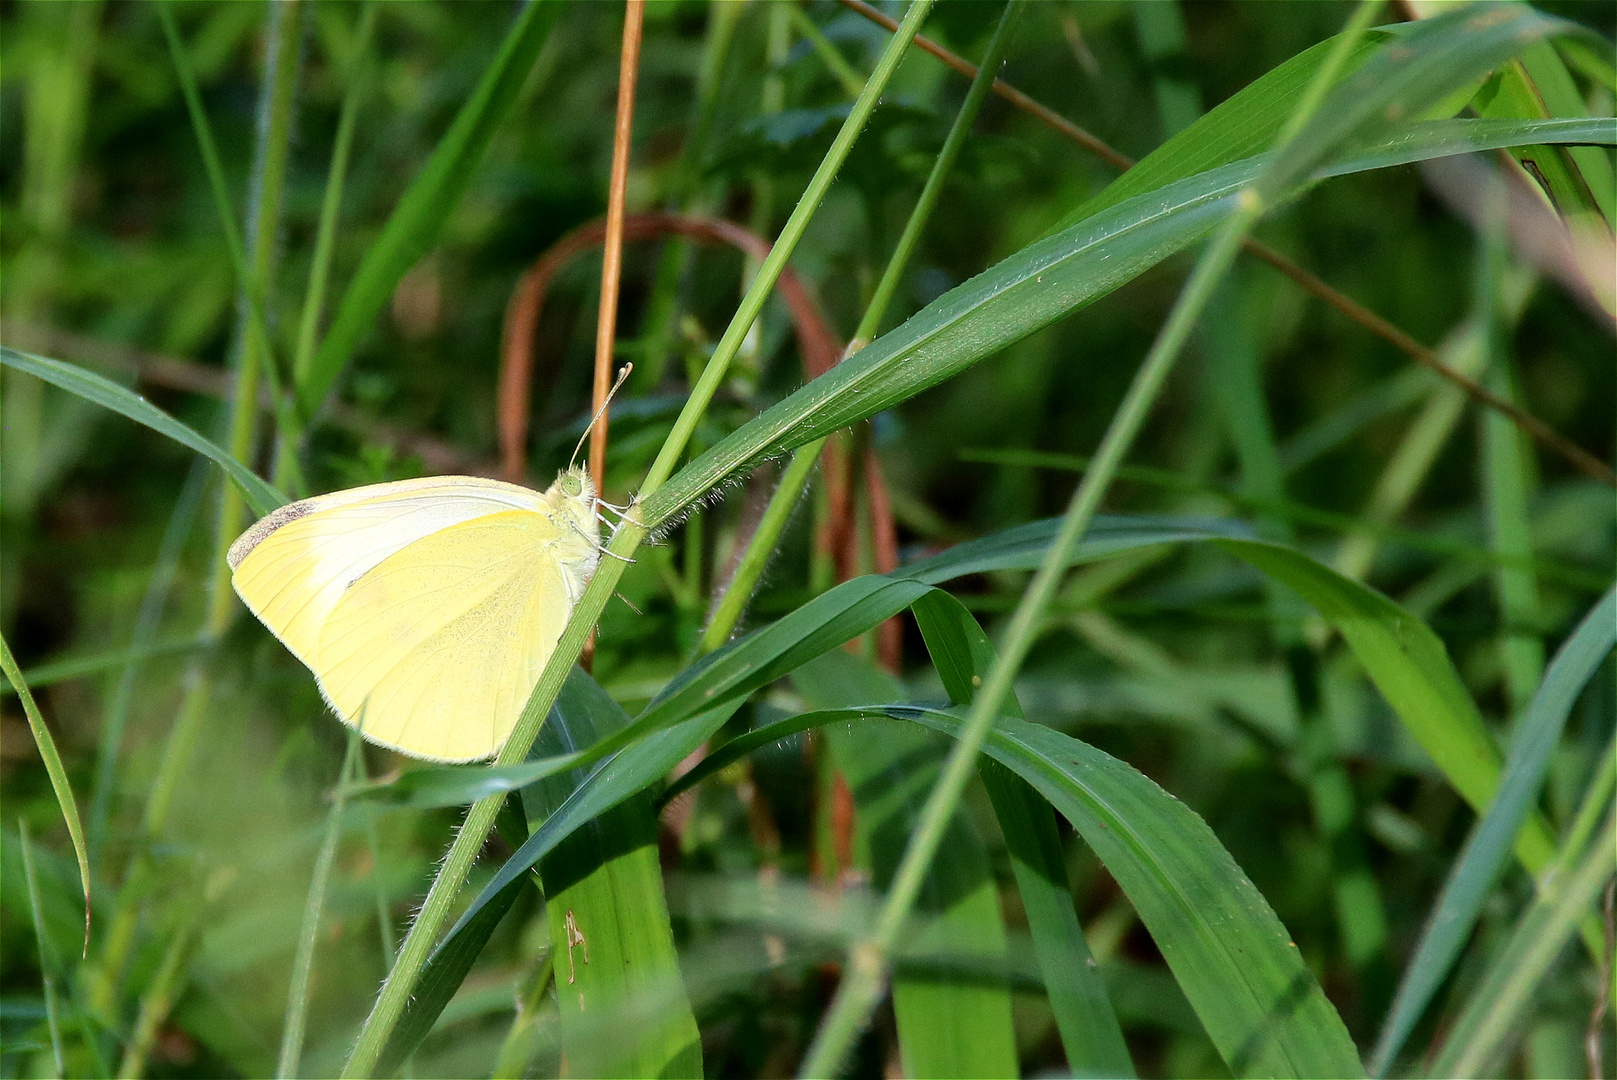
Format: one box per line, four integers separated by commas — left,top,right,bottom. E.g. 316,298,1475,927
559,474,583,498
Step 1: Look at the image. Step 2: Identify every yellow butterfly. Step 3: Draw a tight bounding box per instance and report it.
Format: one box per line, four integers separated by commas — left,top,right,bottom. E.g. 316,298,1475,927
229,469,602,762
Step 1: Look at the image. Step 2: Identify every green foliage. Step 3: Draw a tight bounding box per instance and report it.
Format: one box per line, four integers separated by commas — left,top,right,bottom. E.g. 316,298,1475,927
4,3,1614,1079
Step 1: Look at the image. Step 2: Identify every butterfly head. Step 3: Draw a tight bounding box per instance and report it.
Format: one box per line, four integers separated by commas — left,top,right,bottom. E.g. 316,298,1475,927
545,466,602,550
554,466,594,503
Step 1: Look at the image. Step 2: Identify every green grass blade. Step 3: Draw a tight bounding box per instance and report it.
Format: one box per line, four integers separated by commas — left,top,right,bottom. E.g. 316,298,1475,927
278,733,361,1079
1262,6,1579,200
1476,44,1614,234
911,590,1135,1078
0,347,286,516
1217,538,1558,871
342,752,589,810
291,1,374,391
154,0,290,408
1047,30,1385,235
521,672,702,1079
373,673,715,1076
373,876,528,1077
794,652,1020,1080
1315,115,1616,176
116,920,193,1079
646,164,1245,526
1430,807,1617,1077
3,636,207,696
702,0,1027,651
2,632,91,958
1518,39,1616,223
18,823,67,1078
301,0,562,419
1368,587,1617,1076
278,0,377,488
648,118,1611,531
1482,364,1546,715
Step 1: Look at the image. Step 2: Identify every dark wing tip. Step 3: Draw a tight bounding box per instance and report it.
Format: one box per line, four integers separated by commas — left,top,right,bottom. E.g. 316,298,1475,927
227,500,315,570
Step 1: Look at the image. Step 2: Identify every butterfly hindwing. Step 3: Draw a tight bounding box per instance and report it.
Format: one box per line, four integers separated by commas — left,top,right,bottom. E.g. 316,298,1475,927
316,511,579,761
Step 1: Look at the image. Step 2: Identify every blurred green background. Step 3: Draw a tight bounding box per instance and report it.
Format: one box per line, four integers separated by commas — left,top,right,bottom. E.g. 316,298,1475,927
2,1,1614,1077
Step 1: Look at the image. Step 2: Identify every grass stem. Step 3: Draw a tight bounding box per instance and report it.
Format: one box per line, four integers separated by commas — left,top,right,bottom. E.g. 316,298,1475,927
277,2,378,491
278,733,362,1079
699,0,1022,652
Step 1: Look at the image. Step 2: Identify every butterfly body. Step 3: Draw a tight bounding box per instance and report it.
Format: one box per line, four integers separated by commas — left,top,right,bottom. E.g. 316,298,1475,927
229,469,601,761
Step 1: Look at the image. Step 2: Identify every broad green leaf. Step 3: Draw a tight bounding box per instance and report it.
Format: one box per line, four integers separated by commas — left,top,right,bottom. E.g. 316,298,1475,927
0,347,286,517
1369,587,1617,1076
794,651,1020,1080
300,0,563,418
904,705,1364,1078
911,590,1135,1078
0,634,91,959
520,672,701,1079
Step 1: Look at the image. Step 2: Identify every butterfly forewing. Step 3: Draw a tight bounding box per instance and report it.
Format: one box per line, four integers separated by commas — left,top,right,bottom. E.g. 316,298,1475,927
229,474,600,761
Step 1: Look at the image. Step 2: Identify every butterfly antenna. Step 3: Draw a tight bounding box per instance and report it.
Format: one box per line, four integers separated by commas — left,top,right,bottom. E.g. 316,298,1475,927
569,363,633,471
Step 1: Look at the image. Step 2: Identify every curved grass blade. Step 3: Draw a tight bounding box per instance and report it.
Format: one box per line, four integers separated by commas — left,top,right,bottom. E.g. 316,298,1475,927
1047,31,1384,235
0,347,285,516
793,651,1019,1080
667,702,1364,1079
462,515,1558,950
1318,116,1616,177
1368,587,1617,1076
911,590,1135,1078
301,0,563,419
399,513,1566,1063
1,633,91,957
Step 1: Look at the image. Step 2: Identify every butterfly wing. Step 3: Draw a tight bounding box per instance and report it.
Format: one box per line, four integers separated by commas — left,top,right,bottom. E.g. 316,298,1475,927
229,476,551,671
314,509,594,761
